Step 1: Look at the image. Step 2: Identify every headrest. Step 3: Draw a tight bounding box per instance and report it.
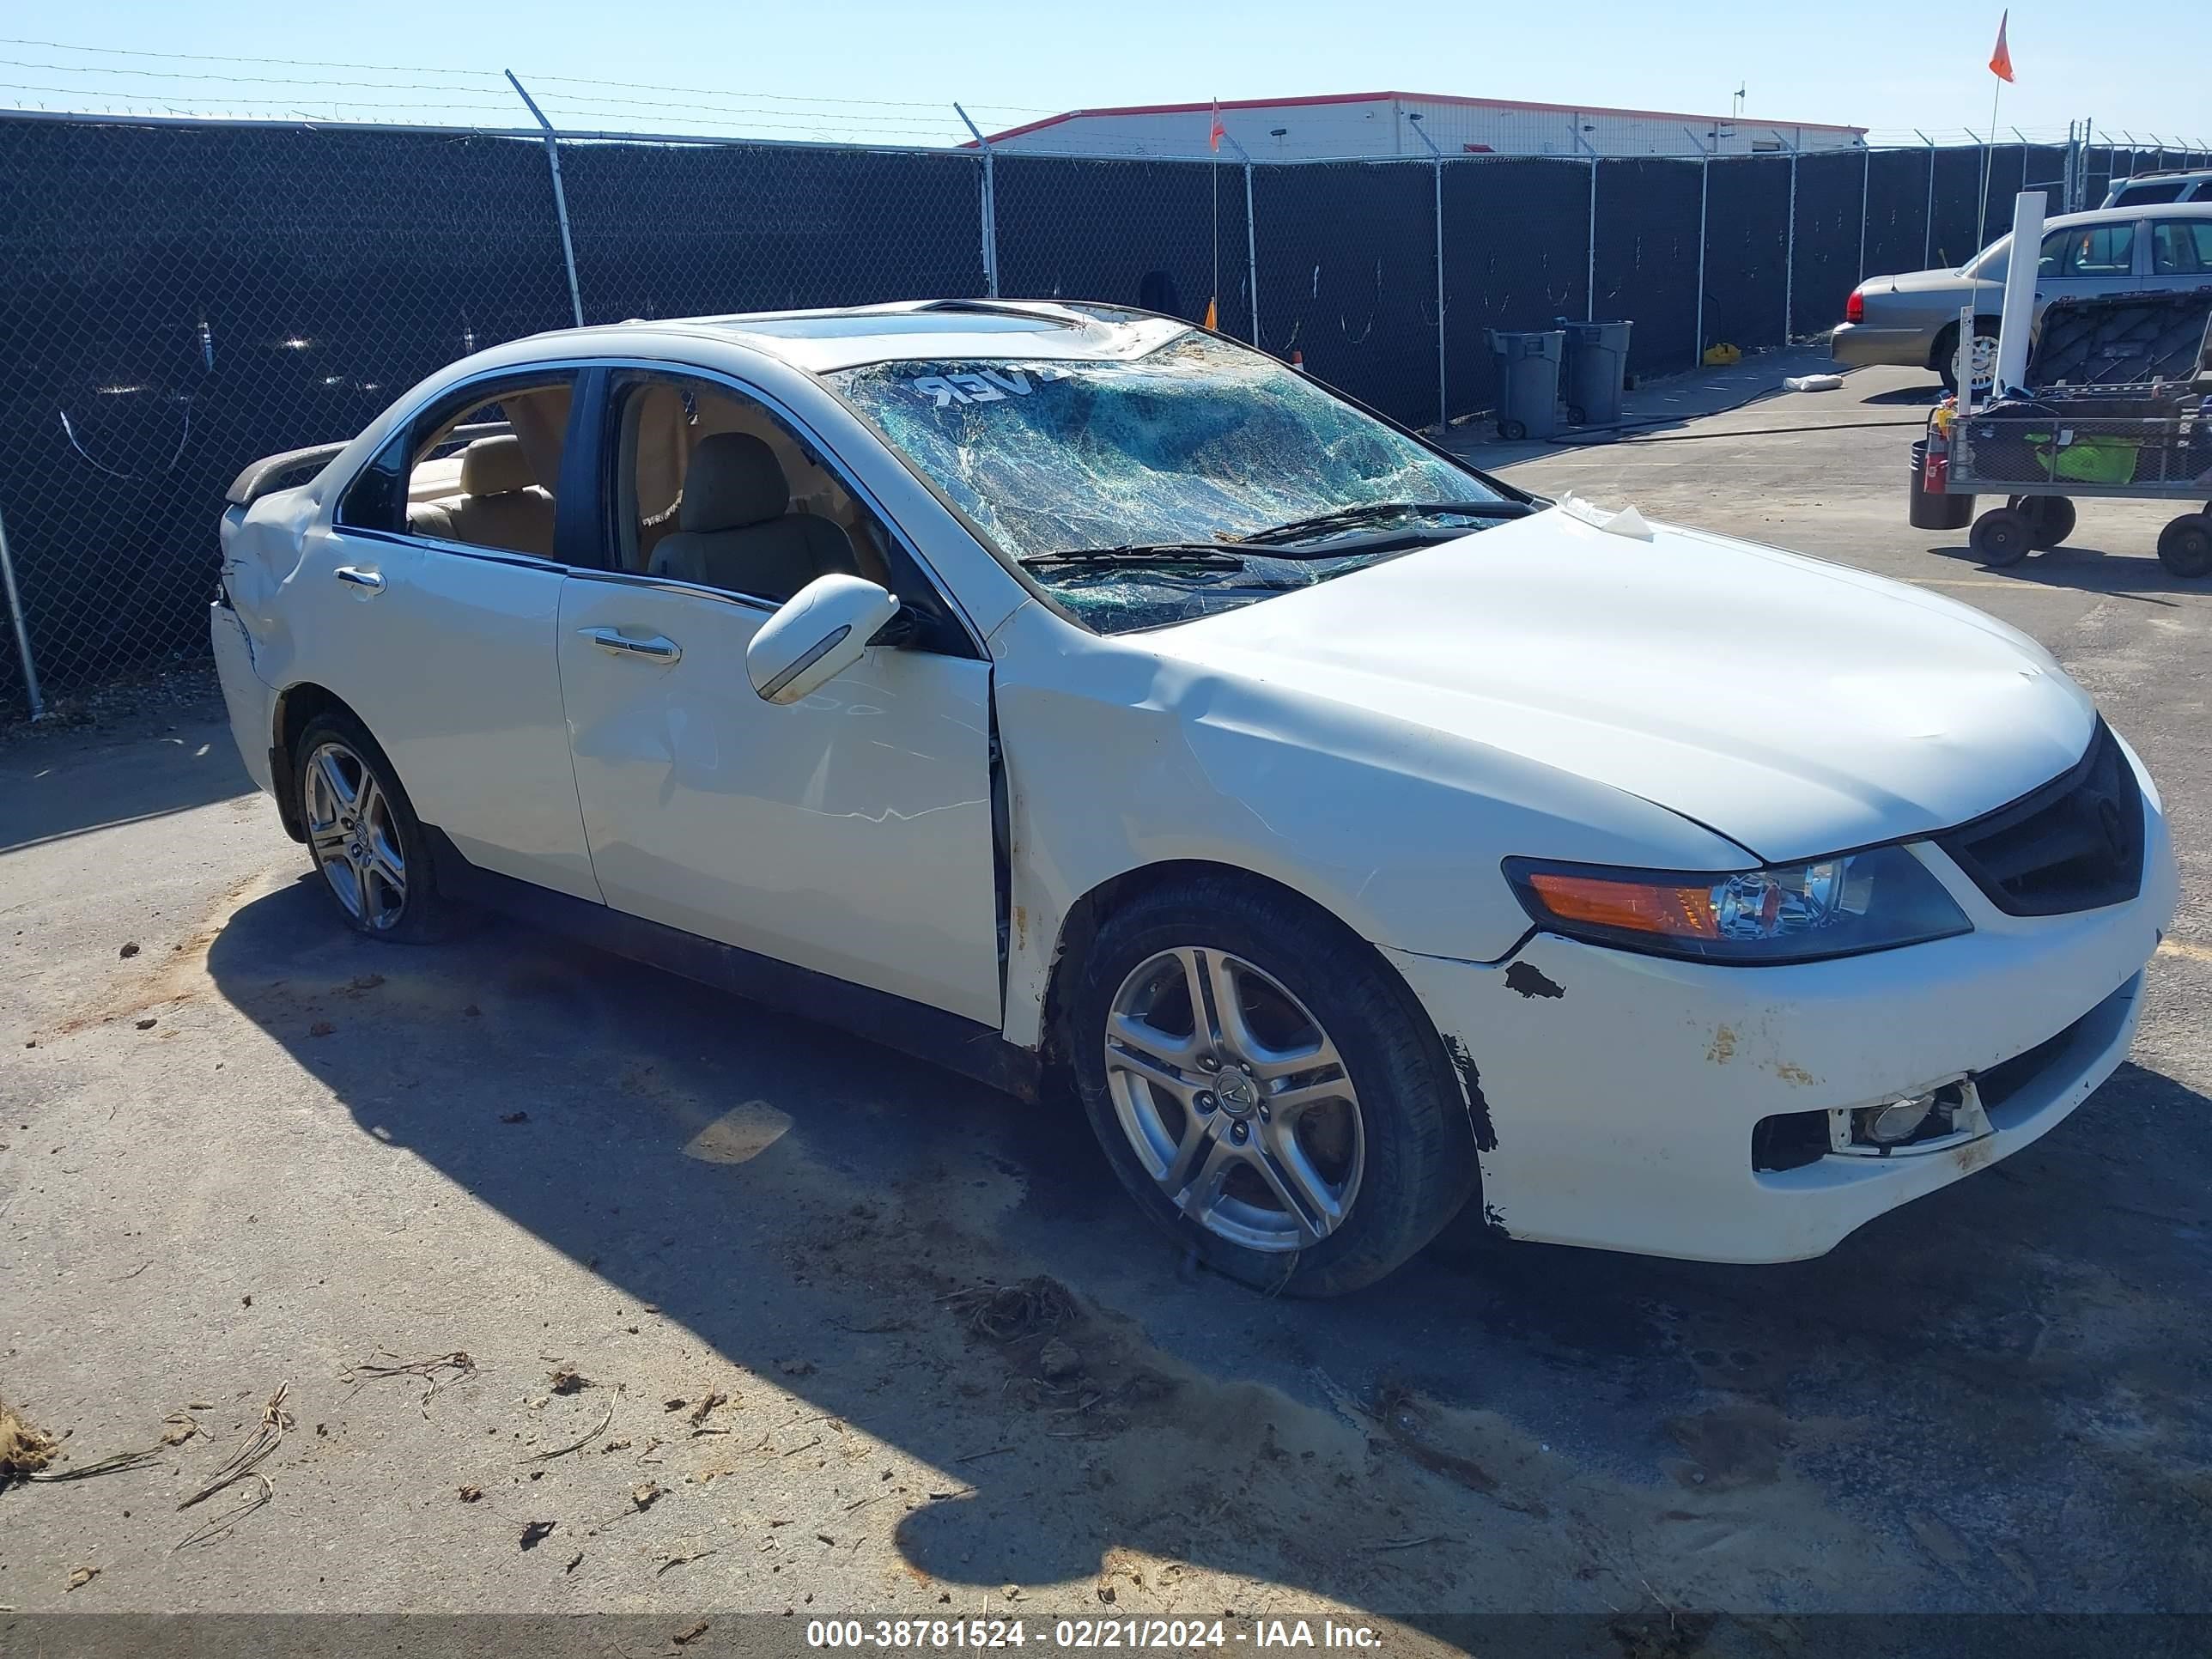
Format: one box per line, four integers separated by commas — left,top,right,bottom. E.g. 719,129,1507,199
680,432,788,532
459,434,538,497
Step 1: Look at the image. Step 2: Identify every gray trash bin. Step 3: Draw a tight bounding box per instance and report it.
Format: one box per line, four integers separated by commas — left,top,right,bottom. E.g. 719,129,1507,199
1561,319,1633,426
1487,329,1565,441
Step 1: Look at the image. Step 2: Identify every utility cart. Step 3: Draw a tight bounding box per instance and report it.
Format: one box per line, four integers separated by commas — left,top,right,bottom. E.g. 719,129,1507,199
1920,289,2212,579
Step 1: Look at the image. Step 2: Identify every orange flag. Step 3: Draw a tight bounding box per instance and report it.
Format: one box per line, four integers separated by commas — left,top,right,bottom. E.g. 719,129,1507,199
1208,101,1226,152
1989,10,2015,82
1203,299,1218,330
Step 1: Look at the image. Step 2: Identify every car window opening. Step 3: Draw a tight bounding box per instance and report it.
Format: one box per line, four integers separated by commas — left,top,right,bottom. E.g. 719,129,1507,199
614,374,897,605
404,380,574,558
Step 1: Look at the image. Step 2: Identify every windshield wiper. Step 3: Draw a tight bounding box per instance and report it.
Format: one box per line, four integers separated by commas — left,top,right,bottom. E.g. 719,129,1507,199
1021,544,1245,569
1234,499,1538,546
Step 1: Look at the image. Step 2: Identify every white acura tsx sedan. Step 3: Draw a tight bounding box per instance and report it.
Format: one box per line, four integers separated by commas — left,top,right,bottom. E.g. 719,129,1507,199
214,300,2177,1296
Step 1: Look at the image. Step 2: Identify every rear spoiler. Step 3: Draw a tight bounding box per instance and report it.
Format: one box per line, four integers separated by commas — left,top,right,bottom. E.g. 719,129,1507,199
226,441,349,507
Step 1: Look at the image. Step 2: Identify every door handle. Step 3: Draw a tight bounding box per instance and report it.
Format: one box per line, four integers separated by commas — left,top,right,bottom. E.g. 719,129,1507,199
580,626,682,663
334,565,386,592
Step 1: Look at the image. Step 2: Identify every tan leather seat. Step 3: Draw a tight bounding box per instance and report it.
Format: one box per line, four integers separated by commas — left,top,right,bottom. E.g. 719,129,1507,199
409,435,556,556
649,433,859,602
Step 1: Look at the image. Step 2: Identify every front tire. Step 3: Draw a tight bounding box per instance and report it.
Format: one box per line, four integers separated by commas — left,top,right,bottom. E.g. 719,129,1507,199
1068,876,1477,1297
1970,506,2033,568
294,711,453,943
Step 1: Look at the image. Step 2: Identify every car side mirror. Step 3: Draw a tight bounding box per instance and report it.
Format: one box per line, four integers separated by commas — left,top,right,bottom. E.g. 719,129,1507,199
744,574,901,705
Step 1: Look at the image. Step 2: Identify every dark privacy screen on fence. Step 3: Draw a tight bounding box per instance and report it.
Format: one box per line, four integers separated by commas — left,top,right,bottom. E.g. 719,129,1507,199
1254,161,1437,428
561,143,988,321
0,112,2170,700
996,155,1251,347
0,119,578,700
1590,159,1703,377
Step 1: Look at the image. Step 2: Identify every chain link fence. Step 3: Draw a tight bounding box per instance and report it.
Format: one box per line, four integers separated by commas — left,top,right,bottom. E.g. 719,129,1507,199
2,111,2207,711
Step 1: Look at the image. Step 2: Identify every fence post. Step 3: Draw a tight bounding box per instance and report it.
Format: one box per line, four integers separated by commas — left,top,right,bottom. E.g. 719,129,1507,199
505,71,585,328
954,106,1000,297
1784,139,1798,343
1685,127,1711,368
0,500,45,720
1404,112,1446,429
1586,158,1599,320
1976,127,1992,246
1856,143,1870,281
1243,159,1261,349
1918,131,1936,270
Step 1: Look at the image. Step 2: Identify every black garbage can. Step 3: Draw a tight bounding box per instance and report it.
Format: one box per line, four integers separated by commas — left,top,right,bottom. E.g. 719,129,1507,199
1487,329,1565,440
1561,319,1633,426
1908,438,1974,531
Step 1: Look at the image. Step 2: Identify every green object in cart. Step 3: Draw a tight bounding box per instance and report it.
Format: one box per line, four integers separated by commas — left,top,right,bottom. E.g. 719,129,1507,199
2024,432,2141,485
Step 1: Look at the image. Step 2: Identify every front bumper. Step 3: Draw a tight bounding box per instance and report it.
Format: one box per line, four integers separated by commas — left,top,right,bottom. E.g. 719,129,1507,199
1831,319,1935,369
1386,807,2178,1264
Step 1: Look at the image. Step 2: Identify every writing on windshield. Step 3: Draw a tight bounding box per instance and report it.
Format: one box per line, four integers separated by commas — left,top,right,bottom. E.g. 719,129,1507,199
830,333,1492,562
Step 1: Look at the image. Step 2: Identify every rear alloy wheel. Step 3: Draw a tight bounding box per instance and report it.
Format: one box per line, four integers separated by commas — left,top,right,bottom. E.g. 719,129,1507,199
2010,495,2075,550
1970,506,2033,568
295,712,451,942
2156,513,2212,580
1937,325,2000,396
1069,878,1477,1297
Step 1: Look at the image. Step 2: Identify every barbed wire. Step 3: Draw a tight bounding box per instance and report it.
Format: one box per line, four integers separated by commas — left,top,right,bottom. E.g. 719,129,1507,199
2,37,2203,158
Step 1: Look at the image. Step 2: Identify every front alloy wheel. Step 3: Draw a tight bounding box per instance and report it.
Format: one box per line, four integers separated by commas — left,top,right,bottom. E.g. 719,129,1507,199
1069,876,1478,1297
1104,946,1364,1252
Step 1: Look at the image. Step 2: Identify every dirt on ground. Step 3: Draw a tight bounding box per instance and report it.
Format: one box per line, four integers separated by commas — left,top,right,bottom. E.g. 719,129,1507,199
4,360,2210,1638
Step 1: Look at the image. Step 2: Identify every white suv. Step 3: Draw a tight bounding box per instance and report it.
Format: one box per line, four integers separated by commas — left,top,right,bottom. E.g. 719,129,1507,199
214,301,2175,1294
2103,169,2212,210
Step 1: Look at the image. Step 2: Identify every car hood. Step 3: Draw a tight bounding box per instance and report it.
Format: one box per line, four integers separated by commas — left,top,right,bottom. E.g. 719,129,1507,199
1152,507,2095,863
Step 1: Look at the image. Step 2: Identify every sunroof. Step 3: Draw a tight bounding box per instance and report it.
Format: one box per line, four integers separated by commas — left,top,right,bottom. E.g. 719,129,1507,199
730,312,1073,340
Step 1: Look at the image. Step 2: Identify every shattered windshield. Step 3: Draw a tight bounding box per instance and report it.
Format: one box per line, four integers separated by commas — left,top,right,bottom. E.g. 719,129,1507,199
826,332,1510,633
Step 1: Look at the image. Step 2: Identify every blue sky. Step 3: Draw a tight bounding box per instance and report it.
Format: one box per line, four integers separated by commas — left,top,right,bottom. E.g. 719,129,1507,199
4,0,2206,149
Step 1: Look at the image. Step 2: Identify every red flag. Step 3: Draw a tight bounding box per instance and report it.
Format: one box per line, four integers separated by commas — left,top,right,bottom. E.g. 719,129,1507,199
1208,101,1226,152
1988,10,2014,82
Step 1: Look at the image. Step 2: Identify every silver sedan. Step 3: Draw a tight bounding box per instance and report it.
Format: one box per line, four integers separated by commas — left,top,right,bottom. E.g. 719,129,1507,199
1832,202,2212,393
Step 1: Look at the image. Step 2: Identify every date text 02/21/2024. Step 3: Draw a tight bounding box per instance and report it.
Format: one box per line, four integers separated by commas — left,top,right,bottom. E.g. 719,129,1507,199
804,1620,1386,1650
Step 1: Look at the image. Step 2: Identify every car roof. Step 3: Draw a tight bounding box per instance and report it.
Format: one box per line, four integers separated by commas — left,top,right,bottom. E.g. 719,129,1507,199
2047,199,2212,227
598,300,1193,374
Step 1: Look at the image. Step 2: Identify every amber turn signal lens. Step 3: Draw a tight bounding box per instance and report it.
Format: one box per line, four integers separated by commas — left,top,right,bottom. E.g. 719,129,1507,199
1525,872,1719,939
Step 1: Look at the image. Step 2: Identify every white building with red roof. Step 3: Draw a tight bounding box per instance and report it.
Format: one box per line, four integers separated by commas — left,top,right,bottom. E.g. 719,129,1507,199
975,92,1864,160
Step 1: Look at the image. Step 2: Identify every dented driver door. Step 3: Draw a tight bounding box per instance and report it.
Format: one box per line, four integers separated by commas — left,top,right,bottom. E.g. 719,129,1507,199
556,576,1004,1027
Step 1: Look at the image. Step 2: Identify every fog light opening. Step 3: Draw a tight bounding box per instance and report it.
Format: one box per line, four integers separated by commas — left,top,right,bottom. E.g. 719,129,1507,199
1860,1095,1936,1146
1823,1079,1990,1159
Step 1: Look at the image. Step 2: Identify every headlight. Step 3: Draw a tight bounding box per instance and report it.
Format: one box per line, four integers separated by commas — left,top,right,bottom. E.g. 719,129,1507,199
1503,845,1972,964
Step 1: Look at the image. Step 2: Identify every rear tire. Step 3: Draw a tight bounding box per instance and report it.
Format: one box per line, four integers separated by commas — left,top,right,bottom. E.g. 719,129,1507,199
1498,418,1528,441
294,711,454,944
1935,321,2000,397
2157,513,2212,579
1067,875,1477,1297
2011,495,2076,550
1970,506,2033,568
